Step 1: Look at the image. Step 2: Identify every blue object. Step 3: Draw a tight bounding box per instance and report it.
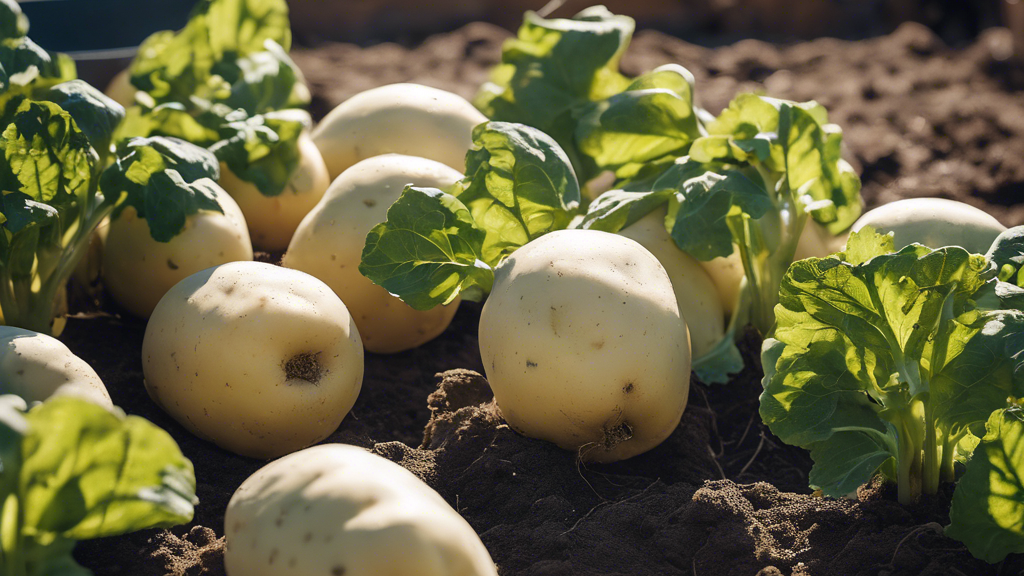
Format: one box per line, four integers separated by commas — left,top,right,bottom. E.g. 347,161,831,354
19,0,193,53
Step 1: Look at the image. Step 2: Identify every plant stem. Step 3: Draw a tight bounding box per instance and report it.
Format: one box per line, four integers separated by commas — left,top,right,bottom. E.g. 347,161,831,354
921,407,940,496
895,414,923,506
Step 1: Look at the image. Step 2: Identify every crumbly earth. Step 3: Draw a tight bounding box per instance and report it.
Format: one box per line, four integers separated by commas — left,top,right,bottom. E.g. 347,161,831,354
72,21,1024,576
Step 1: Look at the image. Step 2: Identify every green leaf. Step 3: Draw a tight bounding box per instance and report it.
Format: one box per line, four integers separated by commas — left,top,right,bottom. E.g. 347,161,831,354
985,225,1024,309
1,192,59,234
692,326,745,385
691,94,862,234
475,6,633,178
115,100,225,147
218,40,307,114
574,64,700,174
453,122,580,263
760,239,1022,498
579,186,674,233
20,396,196,540
0,394,27,509
129,0,292,106
43,80,126,154
0,0,29,40
808,433,894,496
1,99,97,204
103,136,223,242
661,161,772,261
209,108,306,196
359,186,493,311
947,407,1024,563
0,37,75,96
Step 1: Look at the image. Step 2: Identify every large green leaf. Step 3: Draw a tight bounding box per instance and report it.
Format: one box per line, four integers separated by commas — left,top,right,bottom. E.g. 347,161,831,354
209,108,306,196
359,186,492,311
453,122,580,263
691,94,861,234
986,225,1024,309
0,37,75,99
217,40,307,114
475,6,633,178
761,229,1024,497
116,100,225,147
103,136,223,242
1,99,97,204
574,64,700,175
43,80,126,155
947,407,1024,563
20,397,196,540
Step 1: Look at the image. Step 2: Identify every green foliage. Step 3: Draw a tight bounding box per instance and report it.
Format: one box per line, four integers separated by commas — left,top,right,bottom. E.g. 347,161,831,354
0,0,29,40
42,81,126,156
0,397,196,576
986,225,1024,309
359,122,580,310
946,407,1024,563
103,136,223,242
208,109,307,197
760,228,1024,504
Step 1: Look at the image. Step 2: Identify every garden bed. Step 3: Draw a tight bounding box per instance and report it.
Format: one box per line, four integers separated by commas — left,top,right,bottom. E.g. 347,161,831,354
72,21,1024,576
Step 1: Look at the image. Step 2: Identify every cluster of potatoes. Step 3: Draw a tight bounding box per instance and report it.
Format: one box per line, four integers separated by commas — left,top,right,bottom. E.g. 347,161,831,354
4,75,1011,575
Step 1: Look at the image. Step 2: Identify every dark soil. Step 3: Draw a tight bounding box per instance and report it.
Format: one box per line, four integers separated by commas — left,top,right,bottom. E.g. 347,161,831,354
71,21,1024,576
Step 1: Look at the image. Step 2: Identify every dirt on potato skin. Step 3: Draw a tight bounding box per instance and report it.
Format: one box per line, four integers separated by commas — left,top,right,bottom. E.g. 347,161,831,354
70,21,1024,576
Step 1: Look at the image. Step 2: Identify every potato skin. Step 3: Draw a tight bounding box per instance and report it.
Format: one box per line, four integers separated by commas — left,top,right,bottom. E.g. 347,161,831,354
102,187,253,318
224,444,498,576
142,262,363,459
478,230,691,463
219,131,331,251
283,154,462,353
848,197,1005,254
618,206,724,359
311,83,486,180
0,327,111,409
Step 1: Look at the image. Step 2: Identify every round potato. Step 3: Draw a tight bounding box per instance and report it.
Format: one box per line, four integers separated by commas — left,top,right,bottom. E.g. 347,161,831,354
311,83,486,179
103,187,253,318
219,128,331,252
848,197,1005,254
618,206,723,359
142,262,363,459
283,154,463,353
224,444,498,576
478,229,690,463
0,326,111,409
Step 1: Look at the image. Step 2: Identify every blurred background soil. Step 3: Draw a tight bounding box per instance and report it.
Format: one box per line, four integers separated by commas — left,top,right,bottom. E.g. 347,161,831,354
63,3,1024,572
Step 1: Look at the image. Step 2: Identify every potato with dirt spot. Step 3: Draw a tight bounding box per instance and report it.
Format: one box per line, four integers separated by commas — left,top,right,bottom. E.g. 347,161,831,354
0,327,112,409
478,229,691,463
283,154,463,353
103,185,253,318
224,444,498,576
311,83,486,179
142,262,363,459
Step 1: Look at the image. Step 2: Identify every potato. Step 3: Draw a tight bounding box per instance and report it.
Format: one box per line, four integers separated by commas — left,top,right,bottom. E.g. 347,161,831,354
224,444,498,576
698,251,744,317
848,197,1006,254
142,262,363,459
311,83,486,180
283,154,463,353
102,187,253,318
0,326,111,409
219,129,331,252
478,229,690,463
617,206,723,358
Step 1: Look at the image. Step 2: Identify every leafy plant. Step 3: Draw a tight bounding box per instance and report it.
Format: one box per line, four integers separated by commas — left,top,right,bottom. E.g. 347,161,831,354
946,406,1024,563
475,7,863,383
118,0,309,198
760,227,1024,505
0,395,197,576
359,121,580,310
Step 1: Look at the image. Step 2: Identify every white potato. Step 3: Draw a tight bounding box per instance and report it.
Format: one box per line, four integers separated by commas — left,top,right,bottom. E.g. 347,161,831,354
848,198,1006,254
283,154,463,353
479,229,690,463
104,68,137,109
618,206,723,358
225,444,498,576
699,251,744,317
142,262,363,459
311,83,486,179
219,128,331,252
0,326,111,409
102,187,253,318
